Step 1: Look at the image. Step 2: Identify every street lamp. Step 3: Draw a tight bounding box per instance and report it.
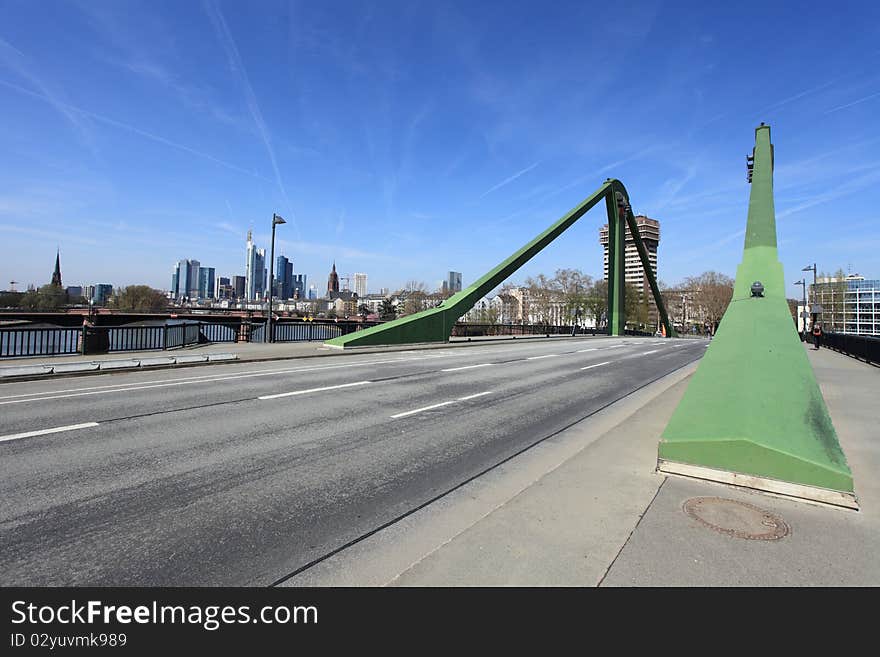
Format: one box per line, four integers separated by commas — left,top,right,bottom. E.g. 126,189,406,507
266,213,286,343
794,279,807,339
802,263,817,330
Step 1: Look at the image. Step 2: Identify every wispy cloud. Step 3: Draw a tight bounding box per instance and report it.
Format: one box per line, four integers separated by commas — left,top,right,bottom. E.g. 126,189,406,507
0,78,271,181
756,79,840,116
825,90,880,114
777,168,880,218
478,160,540,199
0,37,95,150
203,0,300,239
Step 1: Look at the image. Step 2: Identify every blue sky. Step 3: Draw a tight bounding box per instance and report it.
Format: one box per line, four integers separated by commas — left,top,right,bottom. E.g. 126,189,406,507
1,0,878,299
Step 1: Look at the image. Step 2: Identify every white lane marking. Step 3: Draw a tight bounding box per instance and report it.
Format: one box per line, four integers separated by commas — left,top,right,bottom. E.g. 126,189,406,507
580,361,612,370
458,391,493,401
391,390,493,418
441,363,493,372
0,422,100,444
390,400,456,419
577,348,598,353
600,345,624,349
0,354,459,405
642,350,659,355
258,380,371,400
527,354,558,360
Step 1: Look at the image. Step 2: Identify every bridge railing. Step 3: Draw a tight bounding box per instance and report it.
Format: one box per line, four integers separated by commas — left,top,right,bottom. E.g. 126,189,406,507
823,332,879,365
0,326,81,358
0,319,654,358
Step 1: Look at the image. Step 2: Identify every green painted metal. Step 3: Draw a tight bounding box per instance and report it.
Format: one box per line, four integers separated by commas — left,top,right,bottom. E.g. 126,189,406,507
658,125,853,495
605,189,626,336
325,178,672,348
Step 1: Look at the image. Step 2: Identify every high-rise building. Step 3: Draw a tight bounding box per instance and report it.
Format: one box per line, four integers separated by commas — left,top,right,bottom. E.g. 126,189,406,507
51,250,62,287
275,255,294,299
354,273,368,298
171,259,200,299
327,262,340,296
93,284,113,305
292,274,307,300
83,285,95,303
599,215,660,295
65,285,82,299
215,276,231,300
232,275,246,299
447,271,462,293
308,285,317,300
198,267,215,299
245,231,267,300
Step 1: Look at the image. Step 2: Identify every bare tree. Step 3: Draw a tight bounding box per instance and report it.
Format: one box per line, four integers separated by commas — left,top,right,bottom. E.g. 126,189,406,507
552,268,592,325
683,271,734,335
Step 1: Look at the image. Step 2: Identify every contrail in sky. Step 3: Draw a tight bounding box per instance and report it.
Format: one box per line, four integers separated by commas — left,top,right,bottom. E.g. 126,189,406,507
479,161,541,199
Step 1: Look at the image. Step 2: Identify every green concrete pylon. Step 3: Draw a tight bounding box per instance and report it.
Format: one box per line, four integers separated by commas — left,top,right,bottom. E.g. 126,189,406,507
657,125,856,509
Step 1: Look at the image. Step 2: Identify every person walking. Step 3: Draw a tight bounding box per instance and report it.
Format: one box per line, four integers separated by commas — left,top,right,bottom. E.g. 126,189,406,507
811,322,823,350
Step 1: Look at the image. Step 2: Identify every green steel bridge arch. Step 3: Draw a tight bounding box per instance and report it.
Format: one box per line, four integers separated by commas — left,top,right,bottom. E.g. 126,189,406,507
325,179,673,348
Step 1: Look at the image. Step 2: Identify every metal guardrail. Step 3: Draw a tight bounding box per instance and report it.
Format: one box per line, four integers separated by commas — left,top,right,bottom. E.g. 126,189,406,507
0,319,656,358
0,326,81,357
823,332,879,365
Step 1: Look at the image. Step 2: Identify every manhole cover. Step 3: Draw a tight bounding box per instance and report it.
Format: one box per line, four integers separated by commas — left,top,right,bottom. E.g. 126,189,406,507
683,497,789,540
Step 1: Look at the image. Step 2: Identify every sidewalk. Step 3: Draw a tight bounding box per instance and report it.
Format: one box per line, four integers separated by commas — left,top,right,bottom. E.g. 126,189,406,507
285,344,878,586
0,333,610,380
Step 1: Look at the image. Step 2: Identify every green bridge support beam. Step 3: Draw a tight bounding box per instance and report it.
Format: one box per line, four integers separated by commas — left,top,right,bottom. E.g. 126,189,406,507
325,179,673,349
658,124,856,509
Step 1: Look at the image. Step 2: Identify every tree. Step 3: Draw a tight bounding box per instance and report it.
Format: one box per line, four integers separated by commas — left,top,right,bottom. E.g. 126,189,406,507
379,298,397,321
583,280,608,328
19,284,67,311
552,268,592,326
358,303,371,320
109,285,168,312
524,274,554,326
682,271,735,335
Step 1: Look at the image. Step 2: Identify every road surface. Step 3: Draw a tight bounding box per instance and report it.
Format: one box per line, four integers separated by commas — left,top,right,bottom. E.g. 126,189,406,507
0,336,706,585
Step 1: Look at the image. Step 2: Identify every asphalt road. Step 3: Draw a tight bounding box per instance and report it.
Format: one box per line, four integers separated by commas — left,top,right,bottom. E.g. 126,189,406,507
0,336,707,585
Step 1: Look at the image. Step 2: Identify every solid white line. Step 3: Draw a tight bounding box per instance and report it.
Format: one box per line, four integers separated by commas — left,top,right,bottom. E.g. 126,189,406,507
441,363,493,372
0,422,100,444
580,361,612,370
258,380,371,400
458,391,493,401
526,354,558,360
390,400,456,419
642,350,659,355
577,348,598,353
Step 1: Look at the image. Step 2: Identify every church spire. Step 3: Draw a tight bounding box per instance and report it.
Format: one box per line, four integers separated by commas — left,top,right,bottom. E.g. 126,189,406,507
51,248,62,287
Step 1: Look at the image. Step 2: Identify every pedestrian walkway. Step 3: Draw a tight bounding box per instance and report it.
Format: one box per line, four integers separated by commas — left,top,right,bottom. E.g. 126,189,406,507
286,343,878,586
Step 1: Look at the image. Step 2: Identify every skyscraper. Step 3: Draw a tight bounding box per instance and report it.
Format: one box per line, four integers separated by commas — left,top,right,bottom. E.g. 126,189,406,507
198,267,215,299
232,275,246,299
354,273,368,298
215,276,231,300
292,274,307,300
245,231,267,301
171,259,200,299
447,271,462,293
275,255,294,299
327,262,340,296
599,215,660,294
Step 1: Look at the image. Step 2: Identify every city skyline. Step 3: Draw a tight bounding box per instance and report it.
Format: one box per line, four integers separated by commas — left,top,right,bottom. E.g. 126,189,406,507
1,2,878,297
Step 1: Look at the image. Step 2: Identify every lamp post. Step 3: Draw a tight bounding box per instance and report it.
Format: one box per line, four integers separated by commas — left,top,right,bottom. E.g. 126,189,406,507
795,279,807,339
802,263,817,330
266,213,286,342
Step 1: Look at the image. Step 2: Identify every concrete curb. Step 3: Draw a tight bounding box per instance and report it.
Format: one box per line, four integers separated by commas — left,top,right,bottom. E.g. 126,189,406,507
0,353,240,382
